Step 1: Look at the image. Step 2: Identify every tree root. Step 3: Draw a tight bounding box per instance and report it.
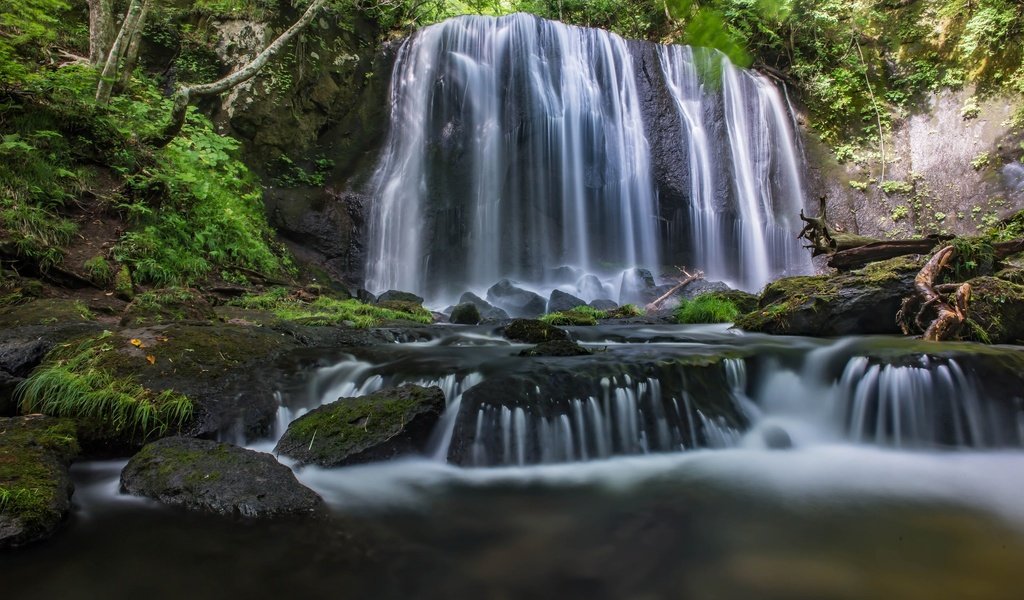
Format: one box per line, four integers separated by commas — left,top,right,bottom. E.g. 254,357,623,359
897,245,971,341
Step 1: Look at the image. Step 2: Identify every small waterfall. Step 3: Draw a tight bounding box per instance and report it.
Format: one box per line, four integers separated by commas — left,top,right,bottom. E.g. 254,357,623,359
461,361,751,466
364,13,811,301
835,356,1024,449
657,45,810,290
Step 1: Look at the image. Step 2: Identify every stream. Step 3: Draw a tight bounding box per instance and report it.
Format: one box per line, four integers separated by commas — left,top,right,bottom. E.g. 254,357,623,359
4,324,1024,599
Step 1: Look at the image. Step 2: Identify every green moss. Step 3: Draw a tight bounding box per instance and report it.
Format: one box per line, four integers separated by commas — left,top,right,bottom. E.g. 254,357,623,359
16,332,194,437
114,265,134,300
0,417,78,526
605,304,645,319
83,255,112,285
229,288,431,327
0,298,95,328
540,305,607,326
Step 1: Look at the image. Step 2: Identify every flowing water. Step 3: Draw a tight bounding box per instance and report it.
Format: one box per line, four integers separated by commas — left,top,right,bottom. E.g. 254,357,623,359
7,326,1024,599
365,14,812,303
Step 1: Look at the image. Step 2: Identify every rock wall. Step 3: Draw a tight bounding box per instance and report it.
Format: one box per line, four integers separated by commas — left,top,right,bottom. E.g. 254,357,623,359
804,87,1024,240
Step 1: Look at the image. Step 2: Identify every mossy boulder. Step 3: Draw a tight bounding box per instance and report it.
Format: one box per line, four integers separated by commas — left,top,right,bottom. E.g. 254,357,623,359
502,319,570,344
518,340,593,357
120,437,323,518
377,290,424,305
708,290,759,314
274,385,446,467
0,298,95,329
736,256,923,336
449,302,482,325
962,276,1024,344
120,288,216,326
0,416,79,549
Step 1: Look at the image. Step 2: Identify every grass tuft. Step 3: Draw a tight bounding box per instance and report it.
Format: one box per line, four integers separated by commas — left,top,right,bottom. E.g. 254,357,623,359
675,294,740,324
16,332,193,437
229,288,433,327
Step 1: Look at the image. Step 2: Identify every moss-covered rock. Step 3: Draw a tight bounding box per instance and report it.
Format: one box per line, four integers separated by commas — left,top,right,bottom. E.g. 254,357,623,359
120,437,323,518
274,385,446,467
120,288,216,326
518,340,593,357
736,256,923,336
0,298,95,329
502,319,570,344
449,302,481,325
0,416,79,549
962,276,1024,344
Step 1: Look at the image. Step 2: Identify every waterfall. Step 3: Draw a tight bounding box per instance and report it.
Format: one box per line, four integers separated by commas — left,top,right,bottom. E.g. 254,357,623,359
365,13,811,302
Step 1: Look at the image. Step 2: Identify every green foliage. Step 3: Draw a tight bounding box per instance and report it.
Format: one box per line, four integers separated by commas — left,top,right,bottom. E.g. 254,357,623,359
948,237,995,280
880,180,914,195
970,151,992,170
230,288,433,326
272,155,334,187
0,0,69,84
891,205,909,222
674,293,741,324
17,332,194,437
114,266,134,299
114,110,288,286
84,256,113,285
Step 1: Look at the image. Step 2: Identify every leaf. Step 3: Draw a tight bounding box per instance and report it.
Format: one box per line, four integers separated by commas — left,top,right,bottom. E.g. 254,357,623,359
146,355,156,365
130,338,145,348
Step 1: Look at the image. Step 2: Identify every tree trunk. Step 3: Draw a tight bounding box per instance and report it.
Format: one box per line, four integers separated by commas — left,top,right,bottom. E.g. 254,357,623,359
152,0,328,147
95,0,148,104
88,0,115,66
116,0,150,91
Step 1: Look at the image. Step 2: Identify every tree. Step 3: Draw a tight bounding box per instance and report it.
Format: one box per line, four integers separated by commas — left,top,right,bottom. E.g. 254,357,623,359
152,0,329,146
88,0,115,66
95,0,149,103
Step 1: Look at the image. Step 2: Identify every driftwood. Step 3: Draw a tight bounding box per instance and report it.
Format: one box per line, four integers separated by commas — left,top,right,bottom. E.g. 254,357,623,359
827,238,943,270
897,245,971,341
798,196,880,256
645,267,704,311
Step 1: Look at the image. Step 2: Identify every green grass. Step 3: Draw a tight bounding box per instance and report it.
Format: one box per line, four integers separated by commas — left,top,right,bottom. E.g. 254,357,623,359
230,288,433,327
540,305,607,326
16,332,194,437
675,294,741,324
606,303,644,318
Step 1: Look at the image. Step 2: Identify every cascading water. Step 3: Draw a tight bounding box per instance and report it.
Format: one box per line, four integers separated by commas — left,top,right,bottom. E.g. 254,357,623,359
365,13,812,302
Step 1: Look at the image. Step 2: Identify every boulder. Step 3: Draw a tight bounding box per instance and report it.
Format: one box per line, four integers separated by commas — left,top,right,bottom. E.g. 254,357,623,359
449,302,482,325
120,437,323,518
518,340,593,357
274,385,446,467
547,289,587,314
485,279,547,318
502,319,570,344
577,274,610,300
458,292,509,321
356,289,377,304
377,290,424,305
962,276,1024,344
618,268,657,305
736,256,923,336
589,299,619,311
0,416,79,549
676,279,732,301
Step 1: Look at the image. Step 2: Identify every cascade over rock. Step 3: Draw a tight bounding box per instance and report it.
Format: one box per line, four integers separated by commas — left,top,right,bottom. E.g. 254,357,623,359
364,14,811,304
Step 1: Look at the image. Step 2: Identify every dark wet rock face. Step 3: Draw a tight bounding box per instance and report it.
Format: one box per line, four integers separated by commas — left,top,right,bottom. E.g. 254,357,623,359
274,385,446,467
502,319,570,344
458,292,509,321
449,302,482,325
547,289,587,313
120,437,323,518
486,279,547,317
619,268,657,305
377,290,425,305
0,337,50,416
518,340,593,357
0,416,79,549
590,299,619,311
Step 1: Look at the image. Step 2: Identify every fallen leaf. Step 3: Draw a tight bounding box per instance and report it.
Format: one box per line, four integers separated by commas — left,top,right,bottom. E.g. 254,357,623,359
130,338,145,348
146,355,156,365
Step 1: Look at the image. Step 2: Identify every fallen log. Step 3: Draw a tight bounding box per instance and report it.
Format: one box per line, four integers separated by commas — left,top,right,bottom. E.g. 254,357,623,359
645,268,704,311
827,238,944,270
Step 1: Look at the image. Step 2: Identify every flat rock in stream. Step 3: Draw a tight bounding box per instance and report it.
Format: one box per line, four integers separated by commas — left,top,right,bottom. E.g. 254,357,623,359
120,437,323,518
274,385,446,467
